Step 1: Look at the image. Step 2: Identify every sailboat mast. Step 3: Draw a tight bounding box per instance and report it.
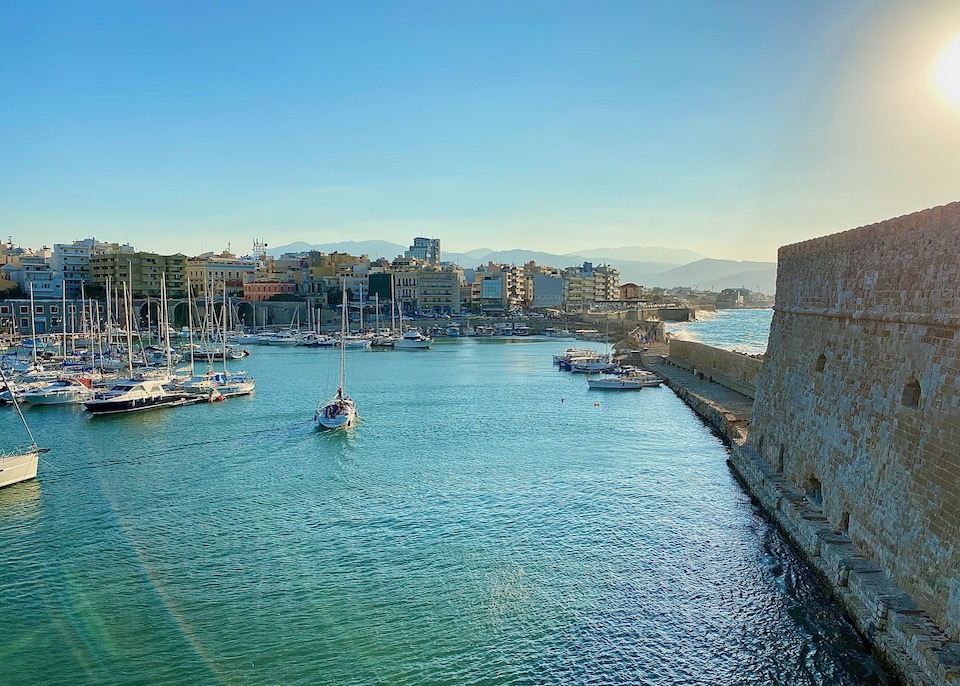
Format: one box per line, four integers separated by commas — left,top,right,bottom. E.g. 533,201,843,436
29,282,37,366
187,274,196,368
105,275,112,353
162,273,171,374
222,277,228,372
123,281,134,378
339,278,347,395
0,365,38,448
62,280,67,358
390,274,396,332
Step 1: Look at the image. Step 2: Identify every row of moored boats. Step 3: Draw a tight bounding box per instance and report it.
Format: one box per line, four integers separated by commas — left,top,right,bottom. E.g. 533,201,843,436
553,347,664,390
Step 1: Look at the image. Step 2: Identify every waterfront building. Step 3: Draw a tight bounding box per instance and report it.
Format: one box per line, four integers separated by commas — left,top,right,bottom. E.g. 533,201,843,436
242,280,298,302
16,254,58,299
416,265,463,314
532,274,565,309
620,283,643,301
90,251,188,298
302,252,372,298
562,262,620,312
404,237,441,265
716,287,748,309
0,298,83,335
187,250,258,297
394,272,419,315
51,238,133,299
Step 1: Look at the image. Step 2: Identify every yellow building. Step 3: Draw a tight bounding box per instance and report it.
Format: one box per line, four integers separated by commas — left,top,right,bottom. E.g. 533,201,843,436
90,252,188,298
187,251,258,296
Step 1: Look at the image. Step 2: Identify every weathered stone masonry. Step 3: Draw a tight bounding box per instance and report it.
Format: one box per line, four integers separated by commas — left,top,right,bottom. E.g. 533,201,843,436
744,201,960,684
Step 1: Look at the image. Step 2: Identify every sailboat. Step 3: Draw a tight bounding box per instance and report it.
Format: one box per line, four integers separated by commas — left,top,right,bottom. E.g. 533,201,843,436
315,280,358,430
0,364,48,489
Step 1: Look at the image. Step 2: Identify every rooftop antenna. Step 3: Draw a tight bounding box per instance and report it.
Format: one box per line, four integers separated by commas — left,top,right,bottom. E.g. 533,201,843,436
253,238,268,261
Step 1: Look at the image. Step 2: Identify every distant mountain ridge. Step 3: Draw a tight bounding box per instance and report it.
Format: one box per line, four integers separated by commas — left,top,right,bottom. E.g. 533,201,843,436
570,245,704,264
269,241,776,294
653,259,777,294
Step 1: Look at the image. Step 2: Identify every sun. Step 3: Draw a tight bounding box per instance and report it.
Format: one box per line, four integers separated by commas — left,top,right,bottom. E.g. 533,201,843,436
935,36,960,107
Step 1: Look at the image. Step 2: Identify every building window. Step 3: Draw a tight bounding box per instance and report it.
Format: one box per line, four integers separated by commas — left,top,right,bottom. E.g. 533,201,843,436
20,306,28,314
0,305,8,314
20,318,28,328
50,305,59,314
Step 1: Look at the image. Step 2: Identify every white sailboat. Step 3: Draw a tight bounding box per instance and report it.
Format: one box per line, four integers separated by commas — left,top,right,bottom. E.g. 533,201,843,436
0,365,47,489
315,280,358,430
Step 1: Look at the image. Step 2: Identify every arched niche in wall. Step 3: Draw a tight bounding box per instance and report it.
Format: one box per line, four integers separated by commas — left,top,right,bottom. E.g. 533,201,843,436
901,378,921,409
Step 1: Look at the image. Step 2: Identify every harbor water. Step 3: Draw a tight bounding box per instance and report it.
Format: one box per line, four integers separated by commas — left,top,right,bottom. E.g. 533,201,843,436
0,323,884,685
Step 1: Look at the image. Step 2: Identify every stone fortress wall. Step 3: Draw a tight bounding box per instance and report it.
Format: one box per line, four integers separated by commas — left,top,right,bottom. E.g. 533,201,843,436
745,201,960,682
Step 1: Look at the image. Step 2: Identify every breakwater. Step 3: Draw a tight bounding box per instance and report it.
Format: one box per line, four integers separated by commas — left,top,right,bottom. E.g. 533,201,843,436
652,202,960,686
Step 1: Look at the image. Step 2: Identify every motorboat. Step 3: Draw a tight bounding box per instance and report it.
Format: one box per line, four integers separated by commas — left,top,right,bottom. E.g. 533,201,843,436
84,377,198,415
588,371,664,390
393,330,433,349
341,335,372,349
256,331,299,346
23,378,96,405
178,368,255,399
553,347,596,365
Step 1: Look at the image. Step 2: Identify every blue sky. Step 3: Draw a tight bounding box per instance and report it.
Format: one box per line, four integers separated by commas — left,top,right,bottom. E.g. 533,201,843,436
3,1,960,262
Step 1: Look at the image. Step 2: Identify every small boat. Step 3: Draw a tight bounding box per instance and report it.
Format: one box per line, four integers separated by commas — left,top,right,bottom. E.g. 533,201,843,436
553,347,596,365
587,371,664,390
178,368,256,399
370,334,397,348
341,335,372,349
256,331,299,346
393,329,433,349
316,280,358,431
0,365,48,489
563,353,614,373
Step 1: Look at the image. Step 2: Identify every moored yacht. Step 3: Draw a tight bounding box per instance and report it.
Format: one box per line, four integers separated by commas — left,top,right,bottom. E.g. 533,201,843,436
393,329,433,349
84,377,197,415
23,378,96,405
178,368,256,399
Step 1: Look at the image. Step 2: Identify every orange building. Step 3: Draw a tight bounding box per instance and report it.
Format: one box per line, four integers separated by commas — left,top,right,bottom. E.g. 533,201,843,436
243,281,297,302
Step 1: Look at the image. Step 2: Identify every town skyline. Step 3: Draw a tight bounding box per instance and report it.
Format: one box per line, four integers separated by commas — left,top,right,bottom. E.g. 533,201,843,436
3,2,960,262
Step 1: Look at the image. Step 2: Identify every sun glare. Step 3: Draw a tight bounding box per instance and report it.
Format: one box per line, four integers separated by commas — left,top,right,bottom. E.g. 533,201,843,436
935,36,960,107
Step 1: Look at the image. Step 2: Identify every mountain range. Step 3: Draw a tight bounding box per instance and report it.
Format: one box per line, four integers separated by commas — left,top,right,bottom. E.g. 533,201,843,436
269,240,777,294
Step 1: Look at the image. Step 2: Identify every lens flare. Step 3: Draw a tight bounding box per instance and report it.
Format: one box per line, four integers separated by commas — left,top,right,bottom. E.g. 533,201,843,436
935,36,960,107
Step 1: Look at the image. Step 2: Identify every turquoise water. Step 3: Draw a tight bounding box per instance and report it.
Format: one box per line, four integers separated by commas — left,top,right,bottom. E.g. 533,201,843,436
0,330,883,685
666,309,774,355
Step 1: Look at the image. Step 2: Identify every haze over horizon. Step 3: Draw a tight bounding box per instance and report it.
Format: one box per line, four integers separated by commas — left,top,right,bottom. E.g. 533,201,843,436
3,1,960,262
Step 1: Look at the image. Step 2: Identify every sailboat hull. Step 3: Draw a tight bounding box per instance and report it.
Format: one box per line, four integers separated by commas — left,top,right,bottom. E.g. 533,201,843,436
316,401,357,430
0,448,39,488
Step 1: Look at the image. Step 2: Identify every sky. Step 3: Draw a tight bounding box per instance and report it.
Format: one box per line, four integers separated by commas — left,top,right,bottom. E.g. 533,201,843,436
2,0,960,263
